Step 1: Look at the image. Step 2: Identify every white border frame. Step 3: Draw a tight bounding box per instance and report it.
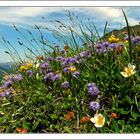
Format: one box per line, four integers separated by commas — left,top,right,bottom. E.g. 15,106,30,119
0,1,140,6
0,1,140,139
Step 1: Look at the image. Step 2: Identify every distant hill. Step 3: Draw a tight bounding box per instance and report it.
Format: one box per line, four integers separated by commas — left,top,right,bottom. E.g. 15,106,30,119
0,62,14,80
104,24,140,39
0,62,14,70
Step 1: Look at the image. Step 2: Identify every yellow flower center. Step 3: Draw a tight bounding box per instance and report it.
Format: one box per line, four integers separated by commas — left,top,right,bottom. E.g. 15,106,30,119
69,67,76,72
125,67,133,76
97,115,104,125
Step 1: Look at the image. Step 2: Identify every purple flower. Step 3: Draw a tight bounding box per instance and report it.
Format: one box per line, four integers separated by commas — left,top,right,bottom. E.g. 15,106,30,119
95,42,110,53
63,67,70,73
89,101,100,111
13,74,22,81
61,61,69,67
4,80,13,88
132,36,140,45
87,83,100,96
46,57,53,61
44,72,54,81
73,71,80,77
87,83,96,88
74,55,80,61
67,57,77,64
61,81,70,89
124,35,134,41
55,56,63,62
40,62,49,69
51,74,61,81
61,50,66,55
26,70,33,77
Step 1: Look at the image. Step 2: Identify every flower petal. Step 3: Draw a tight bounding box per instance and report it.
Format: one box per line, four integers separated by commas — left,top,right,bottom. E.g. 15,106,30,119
90,117,97,123
120,72,129,77
128,63,136,70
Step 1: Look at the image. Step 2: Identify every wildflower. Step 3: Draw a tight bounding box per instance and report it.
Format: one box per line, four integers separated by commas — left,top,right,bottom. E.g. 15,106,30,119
121,63,136,78
73,71,80,77
40,62,49,69
132,36,140,45
64,45,69,51
74,55,80,61
63,67,70,73
44,72,54,81
55,56,63,62
79,51,91,58
13,74,22,81
80,116,91,123
4,80,13,88
115,46,124,53
95,42,110,53
89,101,100,111
16,128,27,133
51,74,61,81
90,114,105,127
26,70,33,77
69,66,76,73
67,57,77,64
46,57,53,61
19,63,33,72
87,83,100,96
36,56,44,61
3,75,11,81
19,65,27,72
108,35,119,43
26,63,33,69
110,113,118,119
65,111,74,121
61,81,70,89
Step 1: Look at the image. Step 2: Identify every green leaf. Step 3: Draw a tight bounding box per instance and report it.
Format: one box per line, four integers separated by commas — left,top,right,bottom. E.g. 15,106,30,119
111,119,120,132
32,121,40,130
117,109,130,115
118,120,125,126
22,120,30,130
63,126,72,133
50,114,58,120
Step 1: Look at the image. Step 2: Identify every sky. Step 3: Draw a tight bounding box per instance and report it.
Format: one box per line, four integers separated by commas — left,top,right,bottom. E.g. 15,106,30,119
0,7,140,63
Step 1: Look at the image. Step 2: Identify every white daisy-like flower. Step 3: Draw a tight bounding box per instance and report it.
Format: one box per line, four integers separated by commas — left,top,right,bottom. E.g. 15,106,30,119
121,63,136,78
90,114,105,128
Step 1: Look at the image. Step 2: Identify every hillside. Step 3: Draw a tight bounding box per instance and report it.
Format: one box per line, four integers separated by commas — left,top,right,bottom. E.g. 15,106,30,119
104,24,140,38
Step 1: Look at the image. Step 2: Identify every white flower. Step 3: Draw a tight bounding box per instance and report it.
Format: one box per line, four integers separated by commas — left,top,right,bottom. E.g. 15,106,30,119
121,63,136,78
90,114,105,128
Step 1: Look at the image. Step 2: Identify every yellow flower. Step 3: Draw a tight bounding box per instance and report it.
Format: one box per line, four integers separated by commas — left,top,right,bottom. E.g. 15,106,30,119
3,75,9,80
90,114,105,128
26,63,33,69
19,65,28,72
121,63,136,78
69,66,76,73
108,35,119,43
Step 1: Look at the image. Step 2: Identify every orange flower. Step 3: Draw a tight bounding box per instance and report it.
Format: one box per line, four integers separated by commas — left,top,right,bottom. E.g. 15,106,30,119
80,116,91,124
16,127,27,133
65,111,74,121
36,56,44,61
115,46,124,53
64,45,69,51
111,113,118,119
